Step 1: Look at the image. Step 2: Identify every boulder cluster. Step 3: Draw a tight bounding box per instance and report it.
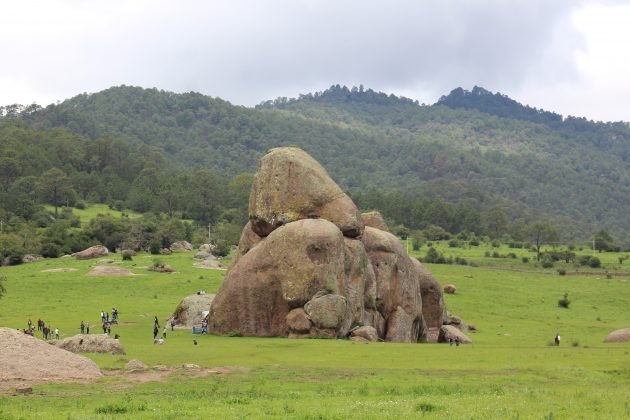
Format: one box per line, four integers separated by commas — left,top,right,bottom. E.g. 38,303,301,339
207,147,457,343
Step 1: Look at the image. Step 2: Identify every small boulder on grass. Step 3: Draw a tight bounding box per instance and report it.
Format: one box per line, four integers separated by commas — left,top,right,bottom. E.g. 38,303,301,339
443,283,457,294
149,261,174,273
438,325,472,344
125,359,148,370
603,328,630,343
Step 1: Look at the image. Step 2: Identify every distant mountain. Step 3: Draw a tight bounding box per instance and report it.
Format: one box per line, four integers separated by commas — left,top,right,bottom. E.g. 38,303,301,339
9,84,630,241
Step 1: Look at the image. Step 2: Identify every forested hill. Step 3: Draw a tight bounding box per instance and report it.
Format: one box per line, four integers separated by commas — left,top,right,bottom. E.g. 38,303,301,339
7,84,630,241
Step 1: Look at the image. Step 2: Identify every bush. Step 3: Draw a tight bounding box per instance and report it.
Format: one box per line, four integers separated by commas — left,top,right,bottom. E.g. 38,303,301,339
75,201,86,210
122,250,134,261
492,251,501,258
423,247,440,263
557,268,566,275
589,256,601,268
491,240,501,248
149,240,161,255
522,256,529,263
212,240,231,257
448,239,459,248
541,255,554,268
558,293,570,308
507,252,517,259
469,239,480,246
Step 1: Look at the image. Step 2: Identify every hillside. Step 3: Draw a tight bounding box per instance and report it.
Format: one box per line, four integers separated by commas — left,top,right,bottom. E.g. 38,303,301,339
6,85,630,241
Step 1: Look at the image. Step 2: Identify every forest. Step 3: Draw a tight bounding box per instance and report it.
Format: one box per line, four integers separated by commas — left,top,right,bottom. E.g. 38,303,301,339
1,84,629,264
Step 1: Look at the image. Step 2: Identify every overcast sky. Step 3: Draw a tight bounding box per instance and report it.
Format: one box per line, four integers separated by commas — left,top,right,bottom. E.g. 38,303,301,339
1,0,629,121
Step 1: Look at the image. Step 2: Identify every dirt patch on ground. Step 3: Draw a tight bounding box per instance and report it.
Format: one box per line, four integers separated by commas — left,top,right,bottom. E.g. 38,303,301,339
0,328,102,390
86,266,135,276
41,268,78,273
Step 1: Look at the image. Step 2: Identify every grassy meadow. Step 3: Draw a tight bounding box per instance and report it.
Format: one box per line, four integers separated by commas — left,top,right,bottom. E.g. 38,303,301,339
0,242,629,419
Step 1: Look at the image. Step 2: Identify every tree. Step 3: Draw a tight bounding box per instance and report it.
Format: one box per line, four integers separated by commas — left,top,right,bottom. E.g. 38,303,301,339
593,230,615,252
37,168,75,218
483,205,507,239
529,221,559,261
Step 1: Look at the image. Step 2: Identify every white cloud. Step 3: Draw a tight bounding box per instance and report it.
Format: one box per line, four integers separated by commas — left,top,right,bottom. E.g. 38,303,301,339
1,1,629,121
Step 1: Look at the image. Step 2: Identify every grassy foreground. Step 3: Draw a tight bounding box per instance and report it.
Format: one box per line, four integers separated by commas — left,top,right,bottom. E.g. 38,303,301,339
0,250,629,419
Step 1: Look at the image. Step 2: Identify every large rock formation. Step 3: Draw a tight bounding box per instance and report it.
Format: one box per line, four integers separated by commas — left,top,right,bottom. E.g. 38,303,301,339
169,294,216,328
207,147,454,343
249,147,363,238
0,328,102,385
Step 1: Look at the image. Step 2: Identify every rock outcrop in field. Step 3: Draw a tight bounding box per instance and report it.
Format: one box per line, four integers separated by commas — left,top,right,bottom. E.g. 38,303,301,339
72,245,109,260
0,328,102,386
603,328,630,342
169,293,216,328
207,147,453,343
55,334,125,354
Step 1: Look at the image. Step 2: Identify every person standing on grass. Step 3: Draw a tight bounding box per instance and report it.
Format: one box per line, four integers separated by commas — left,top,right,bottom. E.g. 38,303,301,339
162,326,167,339
154,316,159,328
555,333,561,346
153,325,159,340
80,321,85,334
55,328,59,340
86,322,90,334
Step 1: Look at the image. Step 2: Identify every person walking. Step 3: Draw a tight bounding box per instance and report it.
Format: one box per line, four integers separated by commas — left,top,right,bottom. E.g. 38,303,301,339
554,333,561,346
80,321,85,334
153,325,159,340
162,326,167,339
154,316,159,328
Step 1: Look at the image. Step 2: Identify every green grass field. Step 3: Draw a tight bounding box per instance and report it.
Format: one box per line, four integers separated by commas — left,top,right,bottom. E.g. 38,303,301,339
0,247,629,419
44,204,142,226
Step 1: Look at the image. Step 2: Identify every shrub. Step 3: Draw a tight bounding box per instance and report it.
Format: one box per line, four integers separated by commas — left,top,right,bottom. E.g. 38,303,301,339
492,251,501,258
74,201,86,210
557,269,566,275
212,240,231,257
541,255,554,268
122,250,134,261
558,293,570,308
522,256,529,263
149,240,161,255
448,239,459,248
589,257,601,268
491,240,501,248
484,251,491,257
423,247,440,263
507,252,517,259
469,239,480,246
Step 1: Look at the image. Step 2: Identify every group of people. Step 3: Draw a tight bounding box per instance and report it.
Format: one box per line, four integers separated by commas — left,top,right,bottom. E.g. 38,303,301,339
152,316,169,344
100,308,119,324
23,319,58,340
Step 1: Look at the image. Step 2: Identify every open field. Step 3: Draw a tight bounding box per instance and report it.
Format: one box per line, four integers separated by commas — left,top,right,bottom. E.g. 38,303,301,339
0,250,629,418
44,204,142,226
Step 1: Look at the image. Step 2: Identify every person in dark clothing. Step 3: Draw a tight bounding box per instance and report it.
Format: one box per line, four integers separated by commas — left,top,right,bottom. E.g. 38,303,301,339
80,321,85,334
86,322,90,334
154,316,159,328
153,325,159,340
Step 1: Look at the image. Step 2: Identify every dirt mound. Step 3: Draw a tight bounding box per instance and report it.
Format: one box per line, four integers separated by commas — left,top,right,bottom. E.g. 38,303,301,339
603,328,630,342
41,268,78,273
0,327,101,387
170,294,216,327
87,266,135,276
55,334,125,354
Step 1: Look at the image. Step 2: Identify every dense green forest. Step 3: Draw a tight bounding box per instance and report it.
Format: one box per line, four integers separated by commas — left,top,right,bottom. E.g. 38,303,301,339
1,84,629,264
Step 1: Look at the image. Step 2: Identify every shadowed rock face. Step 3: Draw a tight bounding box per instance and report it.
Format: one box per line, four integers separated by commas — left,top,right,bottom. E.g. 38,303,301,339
249,147,363,238
208,147,453,343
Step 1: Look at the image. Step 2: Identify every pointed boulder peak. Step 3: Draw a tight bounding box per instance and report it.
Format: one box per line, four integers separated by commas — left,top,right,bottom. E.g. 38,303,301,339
361,211,389,232
248,147,364,238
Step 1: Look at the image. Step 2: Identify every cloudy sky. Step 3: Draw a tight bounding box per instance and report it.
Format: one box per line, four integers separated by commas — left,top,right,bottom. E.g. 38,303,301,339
2,0,629,121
